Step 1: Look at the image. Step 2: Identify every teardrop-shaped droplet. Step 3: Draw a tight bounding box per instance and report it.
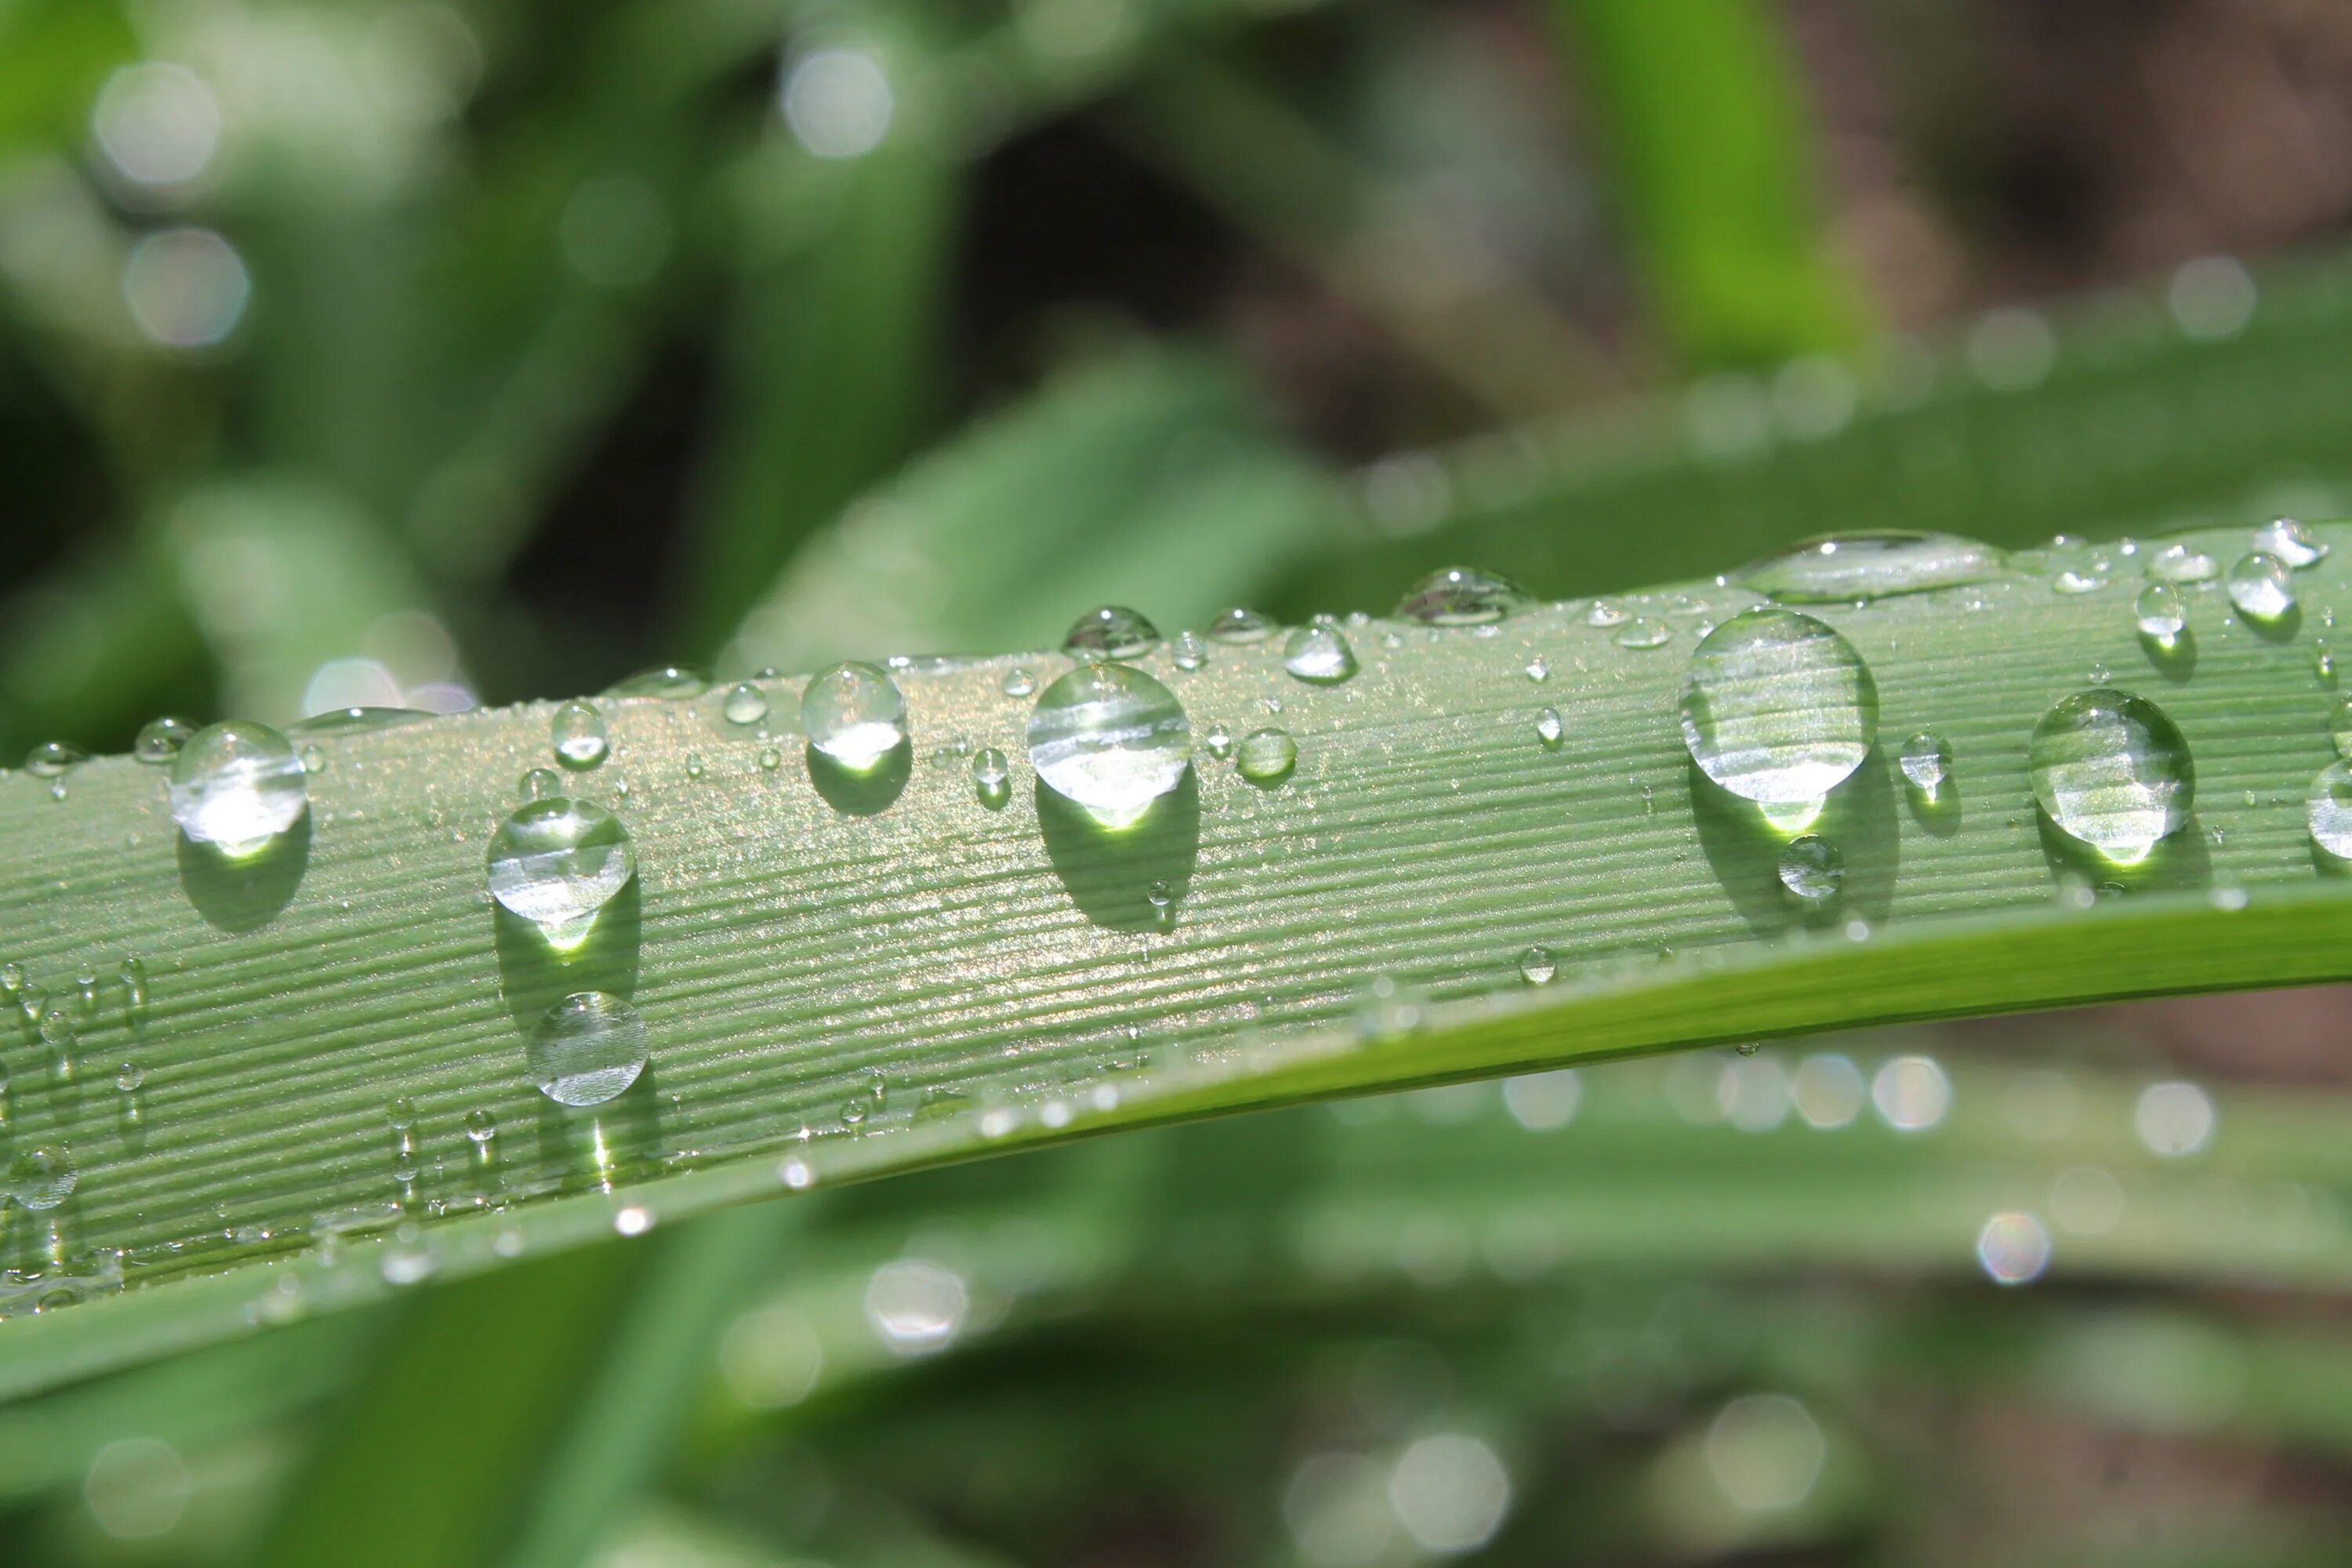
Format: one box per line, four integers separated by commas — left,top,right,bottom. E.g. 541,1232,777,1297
970,746,1011,809
2028,689,2194,862
804,662,908,771
1534,708,1563,750
528,991,648,1108
2226,551,2295,623
486,798,635,945
1679,608,1879,804
1897,731,1953,797
1519,945,1556,985
722,681,769,726
134,715,198,764
1234,727,1297,784
2134,581,2186,642
550,701,609,769
5,1145,74,1210
167,720,308,857
25,741,85,778
1207,606,1276,644
1026,664,1190,827
2307,760,2352,862
1740,531,2005,604
2146,543,2220,584
1777,834,1844,904
1283,622,1359,684
1063,606,1161,659
1395,566,1531,626
605,665,706,699
2255,517,2326,568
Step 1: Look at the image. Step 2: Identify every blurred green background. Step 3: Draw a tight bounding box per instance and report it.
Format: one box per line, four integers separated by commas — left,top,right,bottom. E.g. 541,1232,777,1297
11,0,2352,1563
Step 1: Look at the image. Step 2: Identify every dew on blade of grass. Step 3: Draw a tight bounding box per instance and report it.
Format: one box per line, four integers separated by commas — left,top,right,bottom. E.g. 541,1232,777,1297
1739,531,2005,603
1001,667,1036,699
2028,690,2194,862
1523,655,1548,683
606,666,705,699
1025,663,1190,826
1283,622,1359,684
1394,566,1530,626
2226,552,2294,623
25,741,84,777
1170,630,1207,671
1777,834,1844,904
2255,516,2326,568
2134,582,2186,643
1236,728,1297,784
1534,707,1563,750
486,799,635,946
2332,695,2352,760
969,746,1011,809
2307,761,2352,862
722,681,769,726
1615,617,1671,650
1207,606,1276,643
1519,946,1556,985
519,767,561,800
1898,731,1952,798
1063,606,1160,659
757,746,782,771
550,701,609,769
804,662,908,770
167,720,307,857
2146,543,2220,584
134,716,198,764
528,992,648,1108
1679,608,1878,804
5,1146,74,1210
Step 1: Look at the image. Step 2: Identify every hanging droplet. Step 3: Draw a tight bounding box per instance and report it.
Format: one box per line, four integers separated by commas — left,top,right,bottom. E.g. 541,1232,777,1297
803,662,908,771
1739,531,2005,604
134,715,198,764
167,720,308,857
2226,551,2295,623
25,741,85,777
519,767,561,800
2134,581,2186,643
1207,606,1276,643
1394,566,1532,626
486,798,636,946
550,701,609,770
1897,731,1953,798
1063,606,1161,659
2306,760,2352,862
1777,834,1845,905
2255,516,2326,568
1534,708,1563,750
969,746,1011,809
528,991,648,1107
1001,667,1036,699
5,1146,74,1210
1614,617,1671,650
1519,945,1556,985
2146,543,2220,585
1171,630,1207,671
1283,622,1359,684
722,681,769,726
2028,689,2194,862
605,666,706,699
1679,608,1879,804
1235,727,1297,784
1025,663,1190,827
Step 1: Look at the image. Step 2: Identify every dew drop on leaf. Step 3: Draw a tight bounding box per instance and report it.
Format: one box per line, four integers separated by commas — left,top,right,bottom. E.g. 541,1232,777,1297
168,720,307,857
804,662,908,771
969,746,1011,809
1679,608,1878,804
550,701,609,770
1063,606,1161,659
2134,581,2185,642
1026,663,1190,826
529,991,648,1108
1393,566,1531,626
722,681,769,726
134,716,198,764
1777,834,1844,905
486,798,636,945
1283,622,1359,684
2028,689,2194,862
1519,946,1555,985
1207,606,1276,643
1739,531,2005,604
2226,551,2295,624
1235,728,1298,785
1898,731,1952,798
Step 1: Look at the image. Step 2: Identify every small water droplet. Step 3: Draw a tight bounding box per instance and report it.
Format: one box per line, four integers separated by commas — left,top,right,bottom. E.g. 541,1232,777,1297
133,716,198,764
2087,661,2111,686
38,1007,74,1053
1235,727,1297,784
25,741,85,777
1207,606,1276,643
1001,667,1036,699
1283,622,1359,684
1519,945,1556,985
1202,725,1234,760
1585,598,1628,628
2133,581,2186,644
2307,760,2352,862
1171,630,1207,671
1026,664,1190,826
804,662,908,770
969,746,1011,809
465,1108,497,1144
2332,695,2352,759
5,1146,74,1210
2052,568,2105,595
757,746,782,771
168,721,307,857
2255,516,2326,568
550,701,609,770
1145,880,1174,924
300,742,327,774
1614,617,1671,650
486,798,636,945
529,992,648,1107
2315,641,2337,686
1740,531,2005,603
2029,689,2194,862
1524,655,1548,683
1534,707,1563,749
1777,834,1844,905
1394,566,1531,626
519,768,561,800
1063,606,1161,659
1680,608,1878,804
118,957,147,1026
1898,731,1953,797
2147,543,2220,584
607,665,706,699
684,753,704,779
114,1062,143,1093
722,681,769,726
2226,551,2295,623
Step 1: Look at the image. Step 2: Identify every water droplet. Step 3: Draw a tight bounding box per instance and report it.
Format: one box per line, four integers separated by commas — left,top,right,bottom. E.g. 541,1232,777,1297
1679,608,1878,804
2147,543,2220,584
1026,663,1190,826
2307,760,2352,862
1283,622,1359,684
1523,655,1548,683
2226,551,2295,623
1534,708,1563,750
519,768,561,800
684,753,705,779
1519,945,1555,985
25,741,84,777
2052,568,2105,595
606,665,706,699
550,701,609,770
2087,661,2111,687
300,742,327,774
804,662,908,770
757,746,782,771
2134,581,2186,642
1001,667,1036,699
39,1007,74,1052
1898,731,1953,797
1777,834,1844,905
5,1146,74,1210
133,716,198,764
2333,696,2352,759
969,746,1010,809
167,720,307,856
1740,531,2005,603
1614,617,1671,650
722,681,769,726
2316,641,2337,686
1395,566,1532,626
1207,606,1276,643
464,1108,497,1144
1171,630,1207,671
1063,606,1160,659
114,1062,143,1092
2028,689,2194,862
1585,598,1628,628
528,991,648,1107
119,957,147,1025
486,798,635,945
1145,880,1174,919
1235,727,1298,784
2255,516,2326,568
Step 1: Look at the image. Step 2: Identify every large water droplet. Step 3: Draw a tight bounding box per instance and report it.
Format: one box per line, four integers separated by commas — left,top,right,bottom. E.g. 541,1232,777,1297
167,720,307,857
970,746,1011,809
5,1146,74,1210
25,741,85,777
722,681,769,727
2134,582,2186,643
1777,834,1844,905
1283,622,1359,684
2226,551,2294,623
1235,727,1297,784
2255,516,2326,568
486,798,635,946
1207,606,1276,643
134,716,198,764
1026,663,1190,827
1396,566,1531,626
2028,689,2194,862
1063,606,1161,659
2307,760,2352,862
1679,608,1878,804
1740,531,2005,603
528,991,648,1108
804,662,908,771
550,701,609,769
